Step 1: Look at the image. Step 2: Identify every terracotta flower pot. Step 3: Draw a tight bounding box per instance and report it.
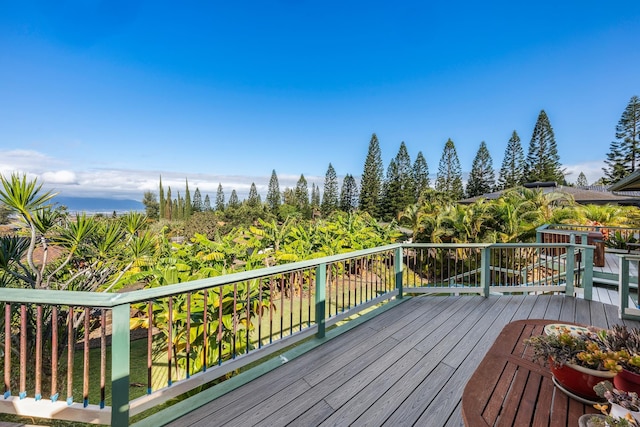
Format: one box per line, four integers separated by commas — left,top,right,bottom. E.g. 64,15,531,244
614,368,640,395
550,360,616,400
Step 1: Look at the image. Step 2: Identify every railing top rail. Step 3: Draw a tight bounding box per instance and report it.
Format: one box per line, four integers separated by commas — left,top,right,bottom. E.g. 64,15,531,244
0,243,402,307
543,224,640,232
404,242,592,249
489,243,593,249
538,229,591,235
404,243,490,248
617,254,640,260
0,241,594,307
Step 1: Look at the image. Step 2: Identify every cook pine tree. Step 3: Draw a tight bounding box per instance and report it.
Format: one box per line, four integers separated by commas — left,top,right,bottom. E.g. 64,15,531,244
498,131,525,190
266,169,281,213
412,151,430,201
435,138,464,200
466,141,495,197
523,110,564,183
603,95,640,184
339,174,359,212
381,141,414,220
295,174,310,218
228,190,240,209
192,188,203,212
321,163,339,216
215,184,225,211
247,183,261,208
310,183,321,215
359,133,384,218
575,172,588,187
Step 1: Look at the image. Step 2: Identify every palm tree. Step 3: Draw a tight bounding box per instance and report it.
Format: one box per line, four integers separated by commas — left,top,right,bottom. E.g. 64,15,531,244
579,204,626,226
398,204,424,239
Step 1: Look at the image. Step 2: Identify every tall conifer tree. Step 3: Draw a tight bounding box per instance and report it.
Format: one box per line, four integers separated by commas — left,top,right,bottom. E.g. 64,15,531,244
339,174,359,212
184,179,192,219
381,159,400,221
523,110,563,183
228,190,240,209
575,172,589,187
295,174,310,218
248,183,261,207
192,188,203,212
215,184,225,211
498,131,525,190
466,141,495,197
359,133,384,217
166,187,172,220
603,96,640,184
321,163,339,216
381,140,418,217
204,194,212,211
394,141,414,208
159,176,165,219
282,188,296,206
435,138,464,200
176,191,183,220
266,170,281,213
310,183,321,215
412,151,430,201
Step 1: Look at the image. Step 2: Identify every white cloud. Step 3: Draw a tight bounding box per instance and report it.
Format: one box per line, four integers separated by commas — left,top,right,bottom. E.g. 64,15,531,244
0,150,63,175
562,161,605,185
42,170,78,184
0,149,324,201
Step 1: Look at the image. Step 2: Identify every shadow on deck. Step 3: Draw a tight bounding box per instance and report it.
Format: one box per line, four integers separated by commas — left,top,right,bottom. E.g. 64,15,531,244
163,295,640,427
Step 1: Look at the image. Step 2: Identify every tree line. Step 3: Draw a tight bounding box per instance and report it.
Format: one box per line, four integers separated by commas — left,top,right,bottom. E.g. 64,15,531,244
142,97,639,229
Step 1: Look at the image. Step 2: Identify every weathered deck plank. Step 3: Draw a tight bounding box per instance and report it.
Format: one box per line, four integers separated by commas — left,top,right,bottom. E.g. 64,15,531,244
165,294,640,427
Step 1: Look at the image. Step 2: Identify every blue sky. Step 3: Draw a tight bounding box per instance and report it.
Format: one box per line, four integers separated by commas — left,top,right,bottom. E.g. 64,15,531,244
1,1,639,201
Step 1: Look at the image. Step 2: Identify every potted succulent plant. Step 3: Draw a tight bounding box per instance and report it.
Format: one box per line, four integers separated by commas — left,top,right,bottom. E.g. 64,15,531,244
600,325,640,394
591,381,640,426
525,326,624,400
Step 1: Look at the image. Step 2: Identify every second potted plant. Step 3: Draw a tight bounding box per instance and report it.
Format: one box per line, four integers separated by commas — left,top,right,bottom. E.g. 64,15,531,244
593,380,640,425
525,325,624,400
600,325,640,394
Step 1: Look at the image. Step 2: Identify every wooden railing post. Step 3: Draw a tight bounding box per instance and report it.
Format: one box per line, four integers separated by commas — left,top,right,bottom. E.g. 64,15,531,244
395,247,403,299
481,246,491,297
111,303,130,427
565,244,575,296
315,263,327,338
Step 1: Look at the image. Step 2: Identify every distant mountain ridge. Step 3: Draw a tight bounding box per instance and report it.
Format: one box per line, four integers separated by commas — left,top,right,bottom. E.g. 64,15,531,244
53,196,144,214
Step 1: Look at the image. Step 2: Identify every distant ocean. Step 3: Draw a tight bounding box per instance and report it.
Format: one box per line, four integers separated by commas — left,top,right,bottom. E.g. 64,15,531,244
53,196,144,214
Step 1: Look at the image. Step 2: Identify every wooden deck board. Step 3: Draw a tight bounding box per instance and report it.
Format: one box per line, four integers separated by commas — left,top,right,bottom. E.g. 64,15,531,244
165,295,640,427
594,252,638,276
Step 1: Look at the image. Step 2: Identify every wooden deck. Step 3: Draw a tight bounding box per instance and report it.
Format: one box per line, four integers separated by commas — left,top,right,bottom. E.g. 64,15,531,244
594,251,639,283
165,295,640,427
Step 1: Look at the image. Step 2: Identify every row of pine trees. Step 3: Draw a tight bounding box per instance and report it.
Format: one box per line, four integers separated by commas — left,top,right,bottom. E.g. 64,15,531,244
145,96,640,223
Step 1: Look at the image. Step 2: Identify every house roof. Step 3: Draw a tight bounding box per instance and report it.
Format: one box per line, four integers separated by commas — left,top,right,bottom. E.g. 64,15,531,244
609,170,640,191
460,183,640,206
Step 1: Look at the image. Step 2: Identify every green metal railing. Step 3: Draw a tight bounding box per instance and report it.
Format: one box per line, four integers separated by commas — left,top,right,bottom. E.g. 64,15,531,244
0,242,594,426
617,254,640,320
